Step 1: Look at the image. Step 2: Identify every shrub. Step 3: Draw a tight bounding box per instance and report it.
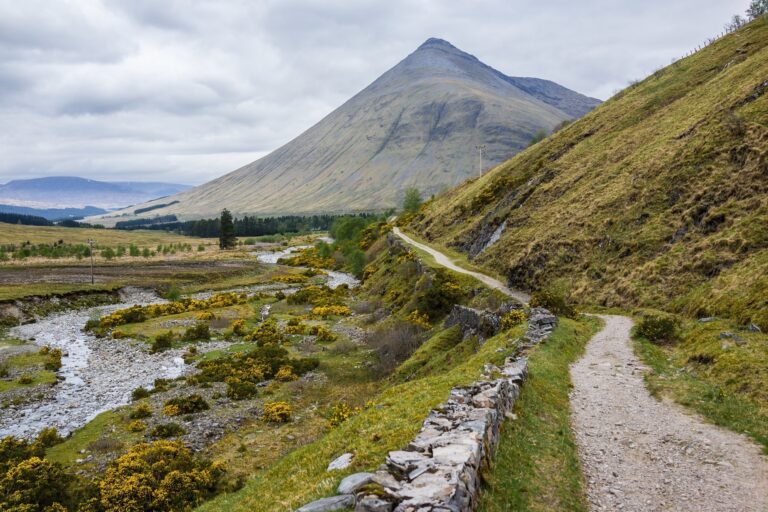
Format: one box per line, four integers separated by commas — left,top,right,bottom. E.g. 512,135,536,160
230,319,247,336
405,310,431,330
164,285,182,301
163,394,209,416
311,305,352,318
244,319,285,345
225,378,259,400
131,387,151,401
530,280,578,318
150,423,186,439
275,366,298,382
0,457,70,511
129,403,152,420
98,440,224,511
151,330,176,353
308,324,338,343
328,401,361,427
127,420,147,432
263,401,292,423
366,320,421,375
34,427,63,448
286,285,341,307
195,311,216,321
40,347,63,371
183,323,210,342
0,436,44,473
17,374,33,385
416,269,466,320
501,309,528,329
636,312,681,344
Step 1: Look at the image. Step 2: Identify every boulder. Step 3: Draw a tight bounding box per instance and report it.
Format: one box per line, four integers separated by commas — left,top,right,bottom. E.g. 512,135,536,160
296,494,355,512
356,496,393,512
338,472,374,495
444,305,501,341
327,453,354,471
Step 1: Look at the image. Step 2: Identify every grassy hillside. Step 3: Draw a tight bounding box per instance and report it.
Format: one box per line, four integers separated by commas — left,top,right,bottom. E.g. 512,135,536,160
409,20,768,328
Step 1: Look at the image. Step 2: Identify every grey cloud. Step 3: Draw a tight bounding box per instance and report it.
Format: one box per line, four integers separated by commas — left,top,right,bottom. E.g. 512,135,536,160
0,0,750,185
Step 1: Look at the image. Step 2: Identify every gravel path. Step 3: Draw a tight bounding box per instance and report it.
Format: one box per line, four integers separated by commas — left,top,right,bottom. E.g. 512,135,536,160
392,227,530,303
570,315,768,511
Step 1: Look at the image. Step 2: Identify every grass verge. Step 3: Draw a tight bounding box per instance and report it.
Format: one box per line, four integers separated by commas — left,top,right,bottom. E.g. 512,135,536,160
478,316,601,512
634,323,768,452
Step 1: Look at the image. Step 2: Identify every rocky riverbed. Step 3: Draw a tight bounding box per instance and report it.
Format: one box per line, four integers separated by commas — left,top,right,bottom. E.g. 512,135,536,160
253,245,360,289
0,288,228,439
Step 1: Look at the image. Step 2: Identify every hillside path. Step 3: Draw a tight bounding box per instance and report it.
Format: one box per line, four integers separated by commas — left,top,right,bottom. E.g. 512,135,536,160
571,315,768,512
392,227,530,303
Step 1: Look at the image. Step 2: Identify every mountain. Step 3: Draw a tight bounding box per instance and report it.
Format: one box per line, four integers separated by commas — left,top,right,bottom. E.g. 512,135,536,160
0,204,107,221
97,38,600,224
0,177,190,210
408,21,768,328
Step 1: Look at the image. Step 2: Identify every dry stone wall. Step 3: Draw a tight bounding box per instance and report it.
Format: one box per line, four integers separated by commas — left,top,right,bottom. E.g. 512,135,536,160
297,308,558,512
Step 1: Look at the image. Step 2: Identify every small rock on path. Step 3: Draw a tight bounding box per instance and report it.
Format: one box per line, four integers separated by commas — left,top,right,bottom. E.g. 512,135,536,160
570,315,768,511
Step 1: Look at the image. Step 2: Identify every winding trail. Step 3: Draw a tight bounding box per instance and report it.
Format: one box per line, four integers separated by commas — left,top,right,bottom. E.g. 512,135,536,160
392,227,529,303
392,230,768,511
571,315,768,511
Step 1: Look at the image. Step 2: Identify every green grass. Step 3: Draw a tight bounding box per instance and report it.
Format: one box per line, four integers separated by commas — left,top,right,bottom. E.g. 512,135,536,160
634,320,768,452
0,283,120,301
196,324,525,511
0,369,56,392
0,350,58,392
478,317,600,512
0,221,212,246
47,409,141,466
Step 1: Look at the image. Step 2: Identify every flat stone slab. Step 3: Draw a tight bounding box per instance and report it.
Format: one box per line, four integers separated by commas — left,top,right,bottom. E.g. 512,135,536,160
327,452,354,471
296,494,355,512
338,472,374,494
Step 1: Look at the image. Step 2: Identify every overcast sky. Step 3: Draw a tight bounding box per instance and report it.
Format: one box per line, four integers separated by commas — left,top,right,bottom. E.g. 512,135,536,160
0,0,749,185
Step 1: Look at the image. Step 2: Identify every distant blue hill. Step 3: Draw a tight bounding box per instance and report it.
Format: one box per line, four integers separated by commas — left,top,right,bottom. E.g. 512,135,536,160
0,176,190,210
0,203,107,221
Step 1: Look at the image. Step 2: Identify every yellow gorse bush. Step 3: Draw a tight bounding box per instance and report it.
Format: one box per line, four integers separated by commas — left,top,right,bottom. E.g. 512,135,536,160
262,401,292,423
97,293,247,329
501,309,528,330
311,305,352,318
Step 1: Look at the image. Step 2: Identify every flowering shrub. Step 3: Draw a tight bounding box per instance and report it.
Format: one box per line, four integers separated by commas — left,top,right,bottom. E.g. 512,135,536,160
273,274,308,284
126,420,146,432
262,401,292,423
274,366,298,382
405,310,431,330
501,309,528,329
244,319,285,345
195,311,216,321
230,319,247,336
286,285,343,307
311,305,352,318
328,401,361,427
98,440,224,511
224,378,259,400
308,324,337,343
284,322,306,335
163,394,209,416
278,247,336,269
93,293,247,331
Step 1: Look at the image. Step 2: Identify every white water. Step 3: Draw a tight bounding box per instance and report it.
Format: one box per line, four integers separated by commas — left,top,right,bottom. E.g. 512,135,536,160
252,244,360,289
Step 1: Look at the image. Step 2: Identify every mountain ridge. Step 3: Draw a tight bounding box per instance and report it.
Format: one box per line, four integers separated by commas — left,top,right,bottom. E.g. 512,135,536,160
94,38,599,224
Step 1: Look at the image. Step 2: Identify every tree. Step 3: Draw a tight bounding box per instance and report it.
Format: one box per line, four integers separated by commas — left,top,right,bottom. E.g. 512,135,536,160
747,0,768,20
528,129,548,147
218,209,236,249
726,14,747,31
402,188,422,214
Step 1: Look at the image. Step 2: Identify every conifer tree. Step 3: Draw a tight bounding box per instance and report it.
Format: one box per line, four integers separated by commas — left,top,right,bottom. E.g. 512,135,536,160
219,209,236,249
